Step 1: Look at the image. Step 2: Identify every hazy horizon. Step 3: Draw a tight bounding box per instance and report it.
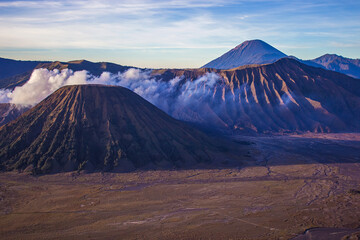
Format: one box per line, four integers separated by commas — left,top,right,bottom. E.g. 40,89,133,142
0,0,359,68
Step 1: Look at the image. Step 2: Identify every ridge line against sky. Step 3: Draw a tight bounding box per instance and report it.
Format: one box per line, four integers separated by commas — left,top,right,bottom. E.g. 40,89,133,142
0,0,359,68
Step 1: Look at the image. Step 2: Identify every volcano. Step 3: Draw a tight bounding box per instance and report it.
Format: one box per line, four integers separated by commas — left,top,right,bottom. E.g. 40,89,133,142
0,85,239,174
155,58,360,133
202,39,287,69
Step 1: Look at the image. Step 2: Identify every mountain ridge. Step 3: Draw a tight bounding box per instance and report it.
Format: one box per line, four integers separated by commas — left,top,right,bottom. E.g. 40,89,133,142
308,54,360,79
0,58,134,89
154,58,360,133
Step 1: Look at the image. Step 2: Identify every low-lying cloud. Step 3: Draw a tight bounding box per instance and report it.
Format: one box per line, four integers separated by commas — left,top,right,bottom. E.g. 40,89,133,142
9,68,88,106
0,68,221,116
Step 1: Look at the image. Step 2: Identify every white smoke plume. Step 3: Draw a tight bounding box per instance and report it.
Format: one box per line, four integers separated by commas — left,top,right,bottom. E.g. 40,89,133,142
9,68,88,105
0,68,221,115
178,72,220,105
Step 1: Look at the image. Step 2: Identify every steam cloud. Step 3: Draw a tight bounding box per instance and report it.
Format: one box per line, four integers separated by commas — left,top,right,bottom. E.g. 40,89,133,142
8,69,88,106
0,68,221,115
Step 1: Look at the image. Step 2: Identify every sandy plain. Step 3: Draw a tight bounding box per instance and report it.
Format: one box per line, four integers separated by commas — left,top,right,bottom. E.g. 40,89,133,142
0,133,360,239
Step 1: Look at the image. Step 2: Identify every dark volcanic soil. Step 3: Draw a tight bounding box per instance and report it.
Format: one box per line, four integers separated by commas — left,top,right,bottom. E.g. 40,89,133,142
0,133,359,240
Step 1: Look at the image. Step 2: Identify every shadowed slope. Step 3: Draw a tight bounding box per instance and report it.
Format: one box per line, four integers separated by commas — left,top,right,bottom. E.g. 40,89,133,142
0,58,43,80
0,58,46,89
202,40,287,69
154,58,360,133
0,103,29,126
0,85,237,174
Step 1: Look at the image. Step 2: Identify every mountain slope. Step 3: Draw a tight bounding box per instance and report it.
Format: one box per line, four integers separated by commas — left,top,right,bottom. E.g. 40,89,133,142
202,40,287,69
0,85,241,174
0,57,44,80
0,58,46,89
0,103,28,126
307,54,360,79
154,58,360,133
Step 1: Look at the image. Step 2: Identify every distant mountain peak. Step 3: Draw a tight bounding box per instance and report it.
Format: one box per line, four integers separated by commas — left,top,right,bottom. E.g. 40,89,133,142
202,39,287,69
309,54,360,78
234,39,270,49
322,53,339,57
314,54,343,61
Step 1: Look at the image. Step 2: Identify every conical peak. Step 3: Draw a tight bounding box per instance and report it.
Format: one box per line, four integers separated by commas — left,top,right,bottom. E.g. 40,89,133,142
202,39,287,69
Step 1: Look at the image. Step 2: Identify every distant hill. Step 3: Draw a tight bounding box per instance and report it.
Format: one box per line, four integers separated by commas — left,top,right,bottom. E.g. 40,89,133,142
0,57,44,80
0,58,133,89
307,54,360,79
201,40,287,69
36,59,132,76
0,58,45,89
0,85,243,174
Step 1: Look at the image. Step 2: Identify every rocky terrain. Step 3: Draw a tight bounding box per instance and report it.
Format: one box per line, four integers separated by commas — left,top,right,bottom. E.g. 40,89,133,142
154,58,360,133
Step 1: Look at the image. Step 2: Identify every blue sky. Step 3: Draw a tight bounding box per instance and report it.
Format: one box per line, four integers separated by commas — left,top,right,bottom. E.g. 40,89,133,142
0,0,359,68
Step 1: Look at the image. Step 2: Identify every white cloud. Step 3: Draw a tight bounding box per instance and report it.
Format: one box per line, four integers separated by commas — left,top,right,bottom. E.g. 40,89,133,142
0,0,275,51
0,1,62,8
0,89,12,103
0,68,222,117
7,69,88,105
